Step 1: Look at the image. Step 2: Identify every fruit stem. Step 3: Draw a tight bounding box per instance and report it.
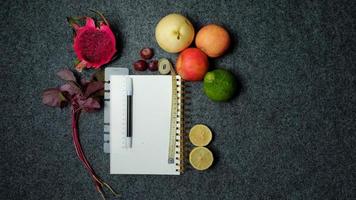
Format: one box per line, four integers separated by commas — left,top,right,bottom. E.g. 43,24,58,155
89,9,109,25
66,16,85,31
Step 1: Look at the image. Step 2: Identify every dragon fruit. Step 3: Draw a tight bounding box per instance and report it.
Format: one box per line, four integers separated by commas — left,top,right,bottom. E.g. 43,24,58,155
68,11,117,71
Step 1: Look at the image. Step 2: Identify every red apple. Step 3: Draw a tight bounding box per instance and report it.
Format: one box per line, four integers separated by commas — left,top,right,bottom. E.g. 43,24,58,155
176,48,209,81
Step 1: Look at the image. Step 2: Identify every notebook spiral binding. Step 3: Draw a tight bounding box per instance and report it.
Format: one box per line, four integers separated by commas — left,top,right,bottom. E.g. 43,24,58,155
174,76,188,174
180,82,193,172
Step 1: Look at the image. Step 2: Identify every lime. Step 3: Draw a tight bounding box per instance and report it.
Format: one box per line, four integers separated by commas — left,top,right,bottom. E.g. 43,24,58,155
189,124,212,146
189,147,214,170
203,69,237,101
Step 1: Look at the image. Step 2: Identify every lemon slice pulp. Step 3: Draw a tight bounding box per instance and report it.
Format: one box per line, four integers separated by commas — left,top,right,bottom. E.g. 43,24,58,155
189,124,212,146
189,147,214,170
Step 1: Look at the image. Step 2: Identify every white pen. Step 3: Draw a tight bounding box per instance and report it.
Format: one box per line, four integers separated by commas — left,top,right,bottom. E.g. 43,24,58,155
126,77,133,148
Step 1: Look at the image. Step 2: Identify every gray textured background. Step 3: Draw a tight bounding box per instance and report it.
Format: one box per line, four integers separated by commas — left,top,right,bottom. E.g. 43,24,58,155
1,0,356,199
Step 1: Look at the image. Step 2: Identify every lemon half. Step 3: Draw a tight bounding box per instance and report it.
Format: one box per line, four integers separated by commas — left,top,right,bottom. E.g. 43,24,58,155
189,147,214,170
189,124,212,146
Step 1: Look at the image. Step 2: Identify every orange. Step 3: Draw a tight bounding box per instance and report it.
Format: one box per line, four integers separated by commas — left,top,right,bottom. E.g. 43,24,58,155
195,24,231,58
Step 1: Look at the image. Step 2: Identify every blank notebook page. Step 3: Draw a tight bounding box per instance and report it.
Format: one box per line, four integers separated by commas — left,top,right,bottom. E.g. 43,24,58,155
110,75,179,175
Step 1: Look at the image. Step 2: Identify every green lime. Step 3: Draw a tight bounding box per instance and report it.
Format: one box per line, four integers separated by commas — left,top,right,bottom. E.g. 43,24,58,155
203,69,237,101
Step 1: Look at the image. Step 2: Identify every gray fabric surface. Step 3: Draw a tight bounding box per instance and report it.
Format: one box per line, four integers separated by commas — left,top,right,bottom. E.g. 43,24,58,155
1,0,355,199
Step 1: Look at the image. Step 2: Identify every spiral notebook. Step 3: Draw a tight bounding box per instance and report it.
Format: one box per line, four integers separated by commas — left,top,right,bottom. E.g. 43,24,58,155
109,74,184,175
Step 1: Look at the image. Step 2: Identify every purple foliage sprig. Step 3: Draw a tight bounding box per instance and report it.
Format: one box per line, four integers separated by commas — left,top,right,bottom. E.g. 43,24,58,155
42,69,119,199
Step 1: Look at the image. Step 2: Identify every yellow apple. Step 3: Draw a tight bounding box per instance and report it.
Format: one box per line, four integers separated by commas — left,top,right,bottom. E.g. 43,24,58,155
155,13,195,53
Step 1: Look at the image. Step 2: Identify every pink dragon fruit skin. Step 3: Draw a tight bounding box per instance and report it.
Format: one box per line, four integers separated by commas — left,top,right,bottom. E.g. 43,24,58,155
72,17,117,71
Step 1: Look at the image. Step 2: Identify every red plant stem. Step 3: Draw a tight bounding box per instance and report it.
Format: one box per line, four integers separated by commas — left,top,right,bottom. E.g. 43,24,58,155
72,110,95,175
71,108,104,193
70,107,119,199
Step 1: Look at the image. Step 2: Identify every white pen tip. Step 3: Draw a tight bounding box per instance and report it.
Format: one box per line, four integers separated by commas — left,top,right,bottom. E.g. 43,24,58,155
126,77,133,96
126,138,132,148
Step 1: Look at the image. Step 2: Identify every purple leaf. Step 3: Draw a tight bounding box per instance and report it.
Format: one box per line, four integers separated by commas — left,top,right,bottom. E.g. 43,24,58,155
60,81,82,96
57,69,76,82
81,77,88,86
82,97,101,112
84,81,104,98
91,89,104,98
42,88,68,108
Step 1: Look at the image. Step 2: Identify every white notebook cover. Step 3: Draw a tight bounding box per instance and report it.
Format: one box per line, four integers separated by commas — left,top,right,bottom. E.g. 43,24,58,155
110,75,180,175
